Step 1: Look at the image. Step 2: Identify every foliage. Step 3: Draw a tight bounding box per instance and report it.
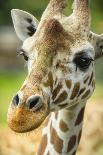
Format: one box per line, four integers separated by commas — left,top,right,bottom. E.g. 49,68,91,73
0,0,103,26
0,71,26,125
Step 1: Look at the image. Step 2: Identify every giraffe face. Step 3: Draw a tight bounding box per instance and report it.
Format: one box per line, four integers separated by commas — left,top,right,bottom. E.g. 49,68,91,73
7,2,96,133
44,43,95,111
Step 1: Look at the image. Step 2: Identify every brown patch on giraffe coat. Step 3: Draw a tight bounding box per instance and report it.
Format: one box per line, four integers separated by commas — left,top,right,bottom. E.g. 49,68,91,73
43,72,53,90
65,80,72,89
50,122,63,153
75,107,85,126
92,79,95,89
54,77,57,85
52,82,62,100
81,89,90,99
78,130,82,144
59,119,69,132
60,64,67,72
70,82,80,100
37,134,47,155
84,76,89,84
44,19,74,47
54,91,68,104
67,135,77,152
45,19,64,37
39,19,74,55
88,72,93,86
77,88,86,97
88,33,93,41
45,114,51,126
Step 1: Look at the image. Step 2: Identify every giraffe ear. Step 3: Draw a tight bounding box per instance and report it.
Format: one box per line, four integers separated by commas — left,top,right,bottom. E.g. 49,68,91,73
11,9,39,41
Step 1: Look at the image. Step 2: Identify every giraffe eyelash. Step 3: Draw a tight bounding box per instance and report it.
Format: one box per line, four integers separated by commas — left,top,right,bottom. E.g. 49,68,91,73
17,48,29,61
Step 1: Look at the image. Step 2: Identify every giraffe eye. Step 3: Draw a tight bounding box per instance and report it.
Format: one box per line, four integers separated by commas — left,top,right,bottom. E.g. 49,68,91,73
22,53,28,61
73,53,94,71
19,49,28,61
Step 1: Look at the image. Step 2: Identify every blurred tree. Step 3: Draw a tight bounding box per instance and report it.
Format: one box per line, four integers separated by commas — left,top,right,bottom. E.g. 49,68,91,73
0,0,102,25
0,0,12,25
0,0,48,25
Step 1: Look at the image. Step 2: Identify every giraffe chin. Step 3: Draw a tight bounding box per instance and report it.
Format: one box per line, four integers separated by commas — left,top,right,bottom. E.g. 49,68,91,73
7,103,49,133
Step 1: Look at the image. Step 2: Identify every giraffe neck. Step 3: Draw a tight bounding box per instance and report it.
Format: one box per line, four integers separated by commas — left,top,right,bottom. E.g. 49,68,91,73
37,101,86,155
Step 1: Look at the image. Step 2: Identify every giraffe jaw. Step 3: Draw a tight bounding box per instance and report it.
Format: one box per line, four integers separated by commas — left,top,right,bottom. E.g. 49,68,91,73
7,102,50,133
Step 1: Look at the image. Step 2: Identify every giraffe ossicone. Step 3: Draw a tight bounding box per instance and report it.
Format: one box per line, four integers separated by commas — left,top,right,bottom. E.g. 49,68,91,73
7,0,103,154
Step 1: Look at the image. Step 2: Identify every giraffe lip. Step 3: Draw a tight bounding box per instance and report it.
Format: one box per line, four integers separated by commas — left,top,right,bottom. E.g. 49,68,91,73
7,98,50,133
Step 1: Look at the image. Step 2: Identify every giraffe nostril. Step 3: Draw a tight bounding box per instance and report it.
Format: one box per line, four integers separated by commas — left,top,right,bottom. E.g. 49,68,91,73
27,96,42,110
12,94,19,106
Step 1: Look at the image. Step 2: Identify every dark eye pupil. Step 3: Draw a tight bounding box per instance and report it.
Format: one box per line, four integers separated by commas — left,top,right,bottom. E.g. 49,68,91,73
23,53,28,61
19,49,28,61
79,58,91,68
73,54,93,71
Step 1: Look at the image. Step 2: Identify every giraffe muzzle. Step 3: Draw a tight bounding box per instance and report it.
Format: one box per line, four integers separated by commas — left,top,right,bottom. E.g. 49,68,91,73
7,93,50,133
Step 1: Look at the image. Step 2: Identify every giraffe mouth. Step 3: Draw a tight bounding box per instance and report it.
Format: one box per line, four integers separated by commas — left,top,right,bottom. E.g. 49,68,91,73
7,101,50,133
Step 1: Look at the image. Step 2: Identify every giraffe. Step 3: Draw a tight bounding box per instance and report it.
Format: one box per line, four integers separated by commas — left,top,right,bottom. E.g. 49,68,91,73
7,0,103,155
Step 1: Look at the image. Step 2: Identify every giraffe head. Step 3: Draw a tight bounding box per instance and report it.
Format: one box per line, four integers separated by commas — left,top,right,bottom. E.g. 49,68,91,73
7,0,103,133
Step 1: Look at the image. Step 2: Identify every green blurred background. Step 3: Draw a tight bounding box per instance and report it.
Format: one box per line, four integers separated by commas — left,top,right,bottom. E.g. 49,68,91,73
0,0,103,154
0,0,103,126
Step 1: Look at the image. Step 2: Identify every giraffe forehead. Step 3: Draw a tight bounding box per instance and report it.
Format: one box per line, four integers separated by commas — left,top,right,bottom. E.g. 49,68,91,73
33,19,75,52
22,18,93,58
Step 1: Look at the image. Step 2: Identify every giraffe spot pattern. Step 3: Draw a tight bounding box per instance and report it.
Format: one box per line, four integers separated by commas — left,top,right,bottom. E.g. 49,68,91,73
54,91,68,104
54,77,58,85
56,62,67,72
45,114,51,126
77,87,86,97
92,79,95,89
52,82,62,100
70,82,80,100
37,134,47,155
59,119,69,132
43,72,53,90
65,80,72,89
75,107,85,126
67,135,77,152
84,76,89,84
81,90,90,99
88,33,93,41
50,122,63,153
88,72,93,86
